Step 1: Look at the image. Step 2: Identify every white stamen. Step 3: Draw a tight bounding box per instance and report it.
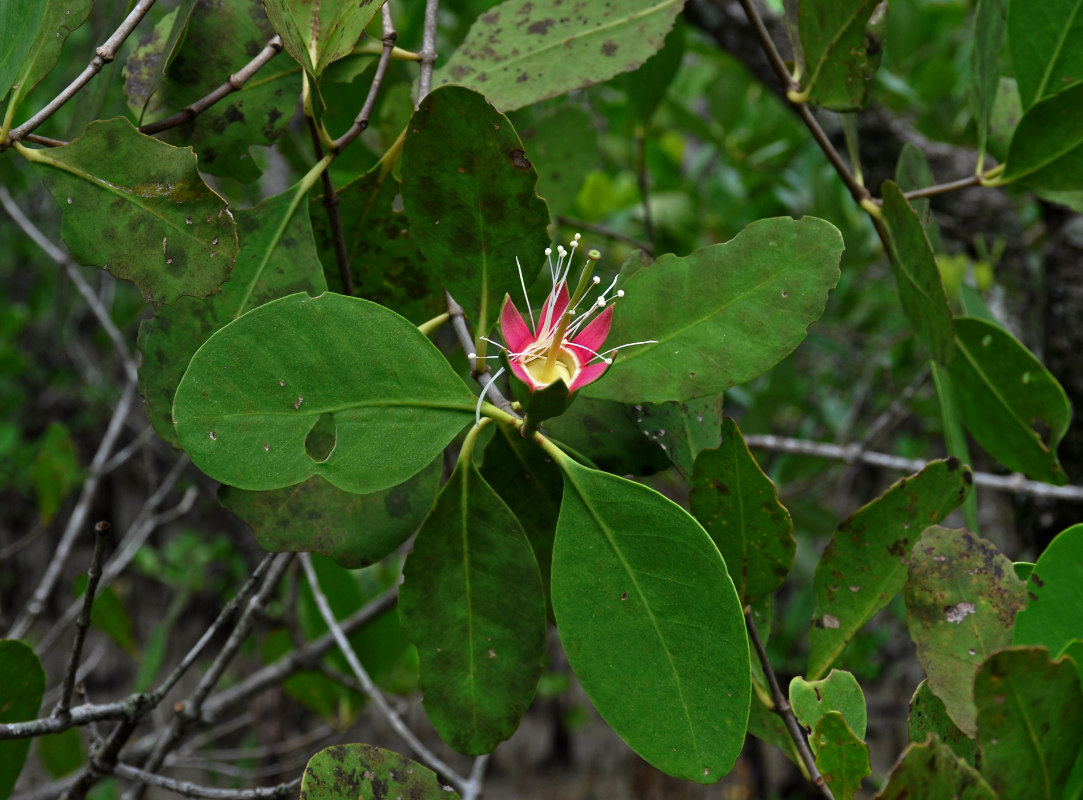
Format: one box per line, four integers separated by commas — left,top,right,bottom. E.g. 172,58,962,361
515,256,535,329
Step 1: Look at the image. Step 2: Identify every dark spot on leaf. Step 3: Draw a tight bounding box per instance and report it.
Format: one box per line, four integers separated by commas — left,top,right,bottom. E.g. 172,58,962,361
509,149,531,170
1031,573,1044,588
946,456,960,470
601,40,618,56
528,18,555,35
620,591,627,601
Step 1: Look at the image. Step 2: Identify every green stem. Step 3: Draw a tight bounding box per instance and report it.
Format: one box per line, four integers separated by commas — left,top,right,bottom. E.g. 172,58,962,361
417,312,450,336
458,418,488,465
532,431,572,469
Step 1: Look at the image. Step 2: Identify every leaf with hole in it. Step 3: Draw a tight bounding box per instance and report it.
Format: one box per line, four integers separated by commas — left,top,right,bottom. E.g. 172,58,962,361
880,181,955,363
807,459,972,681
220,459,440,569
1008,0,1083,110
811,712,870,800
908,680,979,768
401,86,550,336
690,417,795,605
0,0,91,114
264,0,380,76
300,744,457,799
139,188,328,447
947,317,1071,485
786,0,887,111
551,458,749,782
905,527,1028,737
790,670,867,741
975,647,1083,799
436,0,684,112
629,394,725,479
875,736,995,800
583,217,843,404
1001,82,1083,190
0,640,45,800
399,453,547,755
1013,523,1083,680
173,292,476,494
29,117,237,305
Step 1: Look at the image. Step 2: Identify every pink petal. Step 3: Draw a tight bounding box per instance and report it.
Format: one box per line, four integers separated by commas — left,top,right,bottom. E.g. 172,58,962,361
568,361,609,392
500,295,534,352
508,355,543,390
571,305,613,353
538,284,570,331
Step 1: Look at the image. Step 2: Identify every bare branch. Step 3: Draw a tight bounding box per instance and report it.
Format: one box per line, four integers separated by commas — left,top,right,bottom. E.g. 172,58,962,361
111,764,298,800
4,0,158,147
298,553,471,795
138,36,284,136
446,292,519,418
417,0,440,102
332,5,397,153
306,117,354,295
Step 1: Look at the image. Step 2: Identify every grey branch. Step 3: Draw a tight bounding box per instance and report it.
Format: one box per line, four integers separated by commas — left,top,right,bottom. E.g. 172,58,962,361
111,764,298,800
5,0,157,146
332,5,398,153
417,0,440,102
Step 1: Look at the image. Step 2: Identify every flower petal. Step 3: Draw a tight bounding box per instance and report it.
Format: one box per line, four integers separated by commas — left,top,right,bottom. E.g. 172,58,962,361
500,295,534,352
567,360,609,392
571,305,613,353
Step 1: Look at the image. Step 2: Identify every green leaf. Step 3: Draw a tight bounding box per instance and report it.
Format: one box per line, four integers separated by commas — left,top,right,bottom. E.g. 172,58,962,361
551,458,750,782
947,317,1071,485
480,424,563,612
875,736,995,800
790,670,867,740
142,0,297,182
1001,82,1083,190
975,647,1083,799
905,526,1028,736
894,144,942,251
220,461,440,569
138,188,328,446
880,181,955,363
122,2,197,124
788,0,887,111
543,397,670,477
620,22,686,123
513,104,600,216
1008,0,1083,109
690,417,795,605
908,680,980,768
811,712,870,800
173,292,476,493
30,422,80,525
807,459,972,680
971,0,1008,162
436,0,685,112
399,452,547,754
401,86,550,335
629,394,725,479
0,640,46,800
311,164,441,323
931,362,980,532
1013,523,1083,675
0,0,92,115
584,216,844,403
299,744,458,799
263,0,379,76
35,728,84,779
29,117,237,305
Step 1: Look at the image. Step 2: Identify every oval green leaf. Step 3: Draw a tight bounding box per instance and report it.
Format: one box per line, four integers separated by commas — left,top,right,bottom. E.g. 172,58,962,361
875,736,994,800
299,744,458,799
0,640,46,800
29,117,237,305
690,417,795,605
173,292,476,493
1,0,91,116
436,0,685,112
584,216,844,404
399,455,547,755
551,458,750,782
1013,523,1083,671
807,459,972,680
1001,82,1083,190
263,0,379,76
905,527,1028,736
790,670,867,741
1008,0,1083,109
947,316,1071,485
401,86,550,335
811,712,870,800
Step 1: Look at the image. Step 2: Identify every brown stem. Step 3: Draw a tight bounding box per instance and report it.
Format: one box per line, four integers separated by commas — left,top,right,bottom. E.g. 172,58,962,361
446,292,519,418
332,6,397,153
901,173,984,202
746,612,835,799
306,118,354,295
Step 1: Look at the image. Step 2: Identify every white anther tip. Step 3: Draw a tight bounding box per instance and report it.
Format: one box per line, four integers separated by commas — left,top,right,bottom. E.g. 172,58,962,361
544,247,552,256
605,358,613,364
616,289,625,297
592,276,601,284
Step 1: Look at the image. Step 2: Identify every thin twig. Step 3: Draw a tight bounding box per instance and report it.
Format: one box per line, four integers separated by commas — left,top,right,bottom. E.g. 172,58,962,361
298,554,470,795
900,174,984,202
555,215,653,254
62,713,142,800
306,117,354,294
332,5,397,153
743,433,1083,500
746,612,835,800
112,764,298,800
4,0,158,147
417,0,440,103
7,380,137,640
54,522,111,719
138,36,285,136
446,292,519,418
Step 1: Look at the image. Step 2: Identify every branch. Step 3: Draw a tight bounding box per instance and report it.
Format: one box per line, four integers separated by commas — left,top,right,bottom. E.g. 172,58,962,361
3,0,157,147
137,36,284,136
417,0,440,103
743,433,1083,501
332,5,397,153
298,554,472,795
746,612,834,800
446,292,518,418
111,764,298,800
307,117,354,295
